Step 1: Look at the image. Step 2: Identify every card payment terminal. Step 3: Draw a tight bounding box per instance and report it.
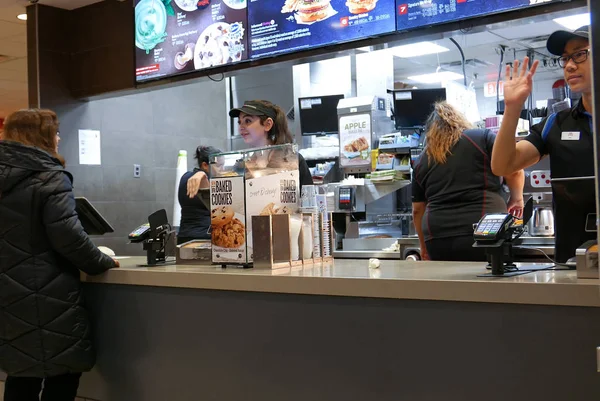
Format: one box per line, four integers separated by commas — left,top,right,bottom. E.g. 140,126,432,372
473,214,514,242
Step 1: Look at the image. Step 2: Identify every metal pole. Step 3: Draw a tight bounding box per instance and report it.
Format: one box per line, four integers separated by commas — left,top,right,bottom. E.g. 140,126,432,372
589,0,600,247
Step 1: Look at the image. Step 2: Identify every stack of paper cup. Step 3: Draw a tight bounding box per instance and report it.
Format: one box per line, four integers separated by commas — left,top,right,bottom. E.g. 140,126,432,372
300,185,318,210
317,194,330,257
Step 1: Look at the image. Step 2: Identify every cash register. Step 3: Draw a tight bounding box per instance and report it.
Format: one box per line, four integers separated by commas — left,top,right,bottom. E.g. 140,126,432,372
128,209,176,266
75,197,114,235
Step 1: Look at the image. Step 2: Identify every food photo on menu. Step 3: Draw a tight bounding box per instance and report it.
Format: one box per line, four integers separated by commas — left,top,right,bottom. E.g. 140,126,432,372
135,0,248,82
249,0,396,59
396,0,559,31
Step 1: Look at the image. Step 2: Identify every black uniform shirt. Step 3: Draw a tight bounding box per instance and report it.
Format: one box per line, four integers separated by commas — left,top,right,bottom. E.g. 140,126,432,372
412,129,507,242
178,168,211,240
523,100,596,262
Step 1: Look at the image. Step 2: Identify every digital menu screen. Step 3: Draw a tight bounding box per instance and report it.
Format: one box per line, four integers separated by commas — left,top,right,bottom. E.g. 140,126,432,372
396,0,557,31
135,0,248,82
249,0,396,59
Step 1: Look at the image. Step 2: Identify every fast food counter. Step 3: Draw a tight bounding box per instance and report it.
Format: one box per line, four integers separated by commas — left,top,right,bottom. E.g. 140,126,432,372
77,257,600,401
83,256,594,306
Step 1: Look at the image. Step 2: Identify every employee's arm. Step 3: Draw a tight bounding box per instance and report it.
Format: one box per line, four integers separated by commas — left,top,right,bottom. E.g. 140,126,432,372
491,57,542,176
412,202,429,261
187,171,209,198
503,170,525,218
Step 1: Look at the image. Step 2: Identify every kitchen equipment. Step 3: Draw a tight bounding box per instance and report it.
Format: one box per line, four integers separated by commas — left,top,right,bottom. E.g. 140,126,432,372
529,170,551,188
176,240,212,264
575,241,598,278
529,207,555,237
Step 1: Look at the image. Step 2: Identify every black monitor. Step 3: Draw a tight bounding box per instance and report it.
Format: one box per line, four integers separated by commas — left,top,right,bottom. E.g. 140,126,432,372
75,197,114,236
392,88,446,129
298,94,344,136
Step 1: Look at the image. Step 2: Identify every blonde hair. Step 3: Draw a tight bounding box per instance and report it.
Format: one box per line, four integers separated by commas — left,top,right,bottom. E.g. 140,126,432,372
424,102,472,165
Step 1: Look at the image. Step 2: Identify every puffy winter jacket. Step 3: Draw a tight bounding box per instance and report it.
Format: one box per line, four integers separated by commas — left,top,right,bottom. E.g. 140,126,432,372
0,141,116,377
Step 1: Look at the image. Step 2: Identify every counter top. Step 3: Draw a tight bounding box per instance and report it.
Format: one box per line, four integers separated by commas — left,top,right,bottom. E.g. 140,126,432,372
82,257,600,307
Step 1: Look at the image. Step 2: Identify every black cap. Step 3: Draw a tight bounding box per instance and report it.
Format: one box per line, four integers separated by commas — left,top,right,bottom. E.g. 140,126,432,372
547,25,590,56
229,101,277,119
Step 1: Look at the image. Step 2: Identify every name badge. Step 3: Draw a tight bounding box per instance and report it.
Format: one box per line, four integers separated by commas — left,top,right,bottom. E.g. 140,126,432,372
561,131,580,140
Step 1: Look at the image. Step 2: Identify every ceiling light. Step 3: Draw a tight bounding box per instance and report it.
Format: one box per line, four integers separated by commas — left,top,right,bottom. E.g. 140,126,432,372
553,13,590,30
17,13,27,21
408,71,464,84
390,42,449,58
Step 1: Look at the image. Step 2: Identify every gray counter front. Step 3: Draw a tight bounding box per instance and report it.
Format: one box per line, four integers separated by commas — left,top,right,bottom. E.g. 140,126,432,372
77,258,600,401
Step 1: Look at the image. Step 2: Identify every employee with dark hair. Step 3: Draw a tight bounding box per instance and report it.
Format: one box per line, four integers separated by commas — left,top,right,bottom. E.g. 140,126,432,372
491,26,596,262
177,145,222,244
228,99,313,187
186,100,313,199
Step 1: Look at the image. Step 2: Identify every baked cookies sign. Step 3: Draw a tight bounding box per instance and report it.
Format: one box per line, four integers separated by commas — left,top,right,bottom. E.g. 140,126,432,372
210,176,247,263
245,171,299,262
339,113,371,167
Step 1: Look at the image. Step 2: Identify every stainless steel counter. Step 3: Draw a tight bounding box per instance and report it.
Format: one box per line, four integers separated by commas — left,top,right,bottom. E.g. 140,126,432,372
333,235,555,260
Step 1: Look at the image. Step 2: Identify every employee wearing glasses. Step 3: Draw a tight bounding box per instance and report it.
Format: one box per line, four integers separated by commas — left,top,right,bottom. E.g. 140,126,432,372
491,25,596,263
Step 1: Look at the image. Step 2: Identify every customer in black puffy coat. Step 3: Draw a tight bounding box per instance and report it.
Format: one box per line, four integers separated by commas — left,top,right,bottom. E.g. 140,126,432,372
0,109,119,401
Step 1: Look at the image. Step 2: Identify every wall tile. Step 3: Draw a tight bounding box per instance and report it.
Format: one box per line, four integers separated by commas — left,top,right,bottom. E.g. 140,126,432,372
91,201,157,238
101,96,155,135
154,168,178,204
69,165,105,201
101,166,156,203
101,130,156,167
152,136,185,169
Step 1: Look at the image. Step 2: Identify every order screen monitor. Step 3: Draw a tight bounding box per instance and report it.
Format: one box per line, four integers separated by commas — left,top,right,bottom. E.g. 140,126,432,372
299,94,344,136
75,197,114,236
393,88,446,130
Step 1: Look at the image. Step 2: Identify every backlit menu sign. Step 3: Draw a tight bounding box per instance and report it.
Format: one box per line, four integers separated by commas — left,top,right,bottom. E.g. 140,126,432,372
135,0,248,82
249,0,396,59
396,0,556,31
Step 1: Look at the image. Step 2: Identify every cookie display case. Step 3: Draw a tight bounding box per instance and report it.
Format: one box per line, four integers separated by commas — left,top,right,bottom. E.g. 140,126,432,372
208,144,301,266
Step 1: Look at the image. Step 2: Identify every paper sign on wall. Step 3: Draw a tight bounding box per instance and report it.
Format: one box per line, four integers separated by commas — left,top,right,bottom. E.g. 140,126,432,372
78,129,101,165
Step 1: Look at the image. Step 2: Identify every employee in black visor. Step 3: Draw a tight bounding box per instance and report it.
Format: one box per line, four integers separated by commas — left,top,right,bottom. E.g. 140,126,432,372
491,26,596,263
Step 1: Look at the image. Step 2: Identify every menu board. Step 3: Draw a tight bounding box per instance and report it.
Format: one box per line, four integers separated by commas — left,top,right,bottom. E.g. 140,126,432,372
396,0,557,31
135,0,248,82
249,0,396,59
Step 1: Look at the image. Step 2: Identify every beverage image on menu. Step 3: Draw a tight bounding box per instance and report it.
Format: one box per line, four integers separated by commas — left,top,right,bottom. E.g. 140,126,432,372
135,0,248,82
249,0,395,59
396,0,557,31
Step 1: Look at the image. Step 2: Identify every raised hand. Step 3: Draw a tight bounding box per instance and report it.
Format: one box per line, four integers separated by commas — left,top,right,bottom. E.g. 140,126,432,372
503,57,539,108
